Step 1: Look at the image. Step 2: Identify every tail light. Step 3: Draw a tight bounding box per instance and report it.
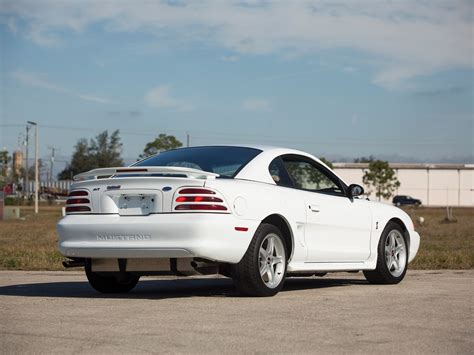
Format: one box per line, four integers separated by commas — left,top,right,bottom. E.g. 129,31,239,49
173,188,228,212
175,196,223,203
66,190,91,214
68,190,88,197
178,188,216,195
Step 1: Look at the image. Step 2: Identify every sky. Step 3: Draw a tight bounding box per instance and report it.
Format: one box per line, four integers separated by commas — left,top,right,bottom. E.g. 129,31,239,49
0,0,473,175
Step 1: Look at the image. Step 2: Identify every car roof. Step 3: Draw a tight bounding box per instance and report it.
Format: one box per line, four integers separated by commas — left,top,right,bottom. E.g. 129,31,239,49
150,145,341,185
188,144,312,156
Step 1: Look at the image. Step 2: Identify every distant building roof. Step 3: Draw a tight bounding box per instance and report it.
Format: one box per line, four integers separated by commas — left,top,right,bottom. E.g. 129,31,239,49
333,163,474,170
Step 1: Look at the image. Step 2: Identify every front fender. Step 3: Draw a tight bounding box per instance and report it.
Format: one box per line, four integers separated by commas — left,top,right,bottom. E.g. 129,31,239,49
369,202,420,263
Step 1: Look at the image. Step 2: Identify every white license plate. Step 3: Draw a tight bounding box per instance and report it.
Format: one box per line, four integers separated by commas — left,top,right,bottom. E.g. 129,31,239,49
118,194,155,216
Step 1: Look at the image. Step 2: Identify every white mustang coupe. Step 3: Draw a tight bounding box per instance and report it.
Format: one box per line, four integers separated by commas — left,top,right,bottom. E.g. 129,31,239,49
57,146,420,296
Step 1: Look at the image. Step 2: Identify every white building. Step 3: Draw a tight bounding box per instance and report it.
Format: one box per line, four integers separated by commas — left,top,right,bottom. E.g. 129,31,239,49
333,163,474,207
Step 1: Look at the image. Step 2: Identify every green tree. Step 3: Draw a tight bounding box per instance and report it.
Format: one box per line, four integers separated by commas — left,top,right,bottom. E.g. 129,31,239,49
90,130,123,167
0,150,9,188
362,160,400,201
139,134,183,159
59,130,124,179
59,139,92,180
0,150,10,178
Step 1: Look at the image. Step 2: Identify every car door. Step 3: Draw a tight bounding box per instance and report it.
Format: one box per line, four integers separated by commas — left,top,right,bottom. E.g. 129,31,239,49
280,155,373,263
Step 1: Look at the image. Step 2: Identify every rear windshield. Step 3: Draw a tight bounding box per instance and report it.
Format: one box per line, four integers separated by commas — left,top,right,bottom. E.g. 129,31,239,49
134,146,262,178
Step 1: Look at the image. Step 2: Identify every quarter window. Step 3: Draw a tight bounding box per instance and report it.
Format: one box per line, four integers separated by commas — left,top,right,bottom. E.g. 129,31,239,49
268,158,293,187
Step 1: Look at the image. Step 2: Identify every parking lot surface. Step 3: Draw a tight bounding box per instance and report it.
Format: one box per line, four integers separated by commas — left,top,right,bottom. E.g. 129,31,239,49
0,270,472,354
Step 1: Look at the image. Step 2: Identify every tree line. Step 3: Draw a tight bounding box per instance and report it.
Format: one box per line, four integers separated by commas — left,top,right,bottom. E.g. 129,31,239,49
58,131,182,179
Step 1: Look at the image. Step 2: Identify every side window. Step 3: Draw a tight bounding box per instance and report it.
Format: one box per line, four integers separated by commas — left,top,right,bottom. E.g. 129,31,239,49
282,156,344,195
268,158,294,187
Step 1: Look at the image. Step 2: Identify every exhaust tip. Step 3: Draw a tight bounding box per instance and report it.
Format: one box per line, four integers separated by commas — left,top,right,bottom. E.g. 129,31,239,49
62,259,86,268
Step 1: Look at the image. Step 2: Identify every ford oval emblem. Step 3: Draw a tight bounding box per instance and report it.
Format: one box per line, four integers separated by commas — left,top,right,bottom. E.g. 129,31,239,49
162,186,172,192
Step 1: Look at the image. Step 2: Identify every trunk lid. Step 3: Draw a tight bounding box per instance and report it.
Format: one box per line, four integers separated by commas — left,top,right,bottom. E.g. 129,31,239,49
69,176,207,214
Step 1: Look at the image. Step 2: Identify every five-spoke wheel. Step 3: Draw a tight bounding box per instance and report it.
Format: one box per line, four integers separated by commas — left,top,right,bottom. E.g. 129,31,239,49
259,233,286,289
384,229,407,278
364,221,409,284
233,223,287,297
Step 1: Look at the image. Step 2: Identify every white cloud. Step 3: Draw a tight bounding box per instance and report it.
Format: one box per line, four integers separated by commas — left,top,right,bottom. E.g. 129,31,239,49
6,17,18,34
77,94,113,104
12,69,114,104
1,0,472,88
144,85,193,111
242,98,270,111
94,59,105,67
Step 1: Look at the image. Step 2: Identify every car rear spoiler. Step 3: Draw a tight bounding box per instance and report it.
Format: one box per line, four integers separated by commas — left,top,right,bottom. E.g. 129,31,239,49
73,166,220,181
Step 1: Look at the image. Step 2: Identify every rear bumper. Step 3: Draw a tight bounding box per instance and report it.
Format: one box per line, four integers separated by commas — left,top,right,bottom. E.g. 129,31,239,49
408,230,421,263
57,213,259,264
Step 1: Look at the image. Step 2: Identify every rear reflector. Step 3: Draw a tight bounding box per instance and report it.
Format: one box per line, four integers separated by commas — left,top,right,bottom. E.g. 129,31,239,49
66,198,90,205
175,196,223,203
235,227,249,232
178,188,216,195
65,206,91,213
68,190,88,197
175,204,227,211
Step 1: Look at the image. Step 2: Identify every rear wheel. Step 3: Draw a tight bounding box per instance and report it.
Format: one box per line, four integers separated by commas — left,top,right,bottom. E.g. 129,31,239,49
233,223,287,297
364,222,408,284
85,264,140,294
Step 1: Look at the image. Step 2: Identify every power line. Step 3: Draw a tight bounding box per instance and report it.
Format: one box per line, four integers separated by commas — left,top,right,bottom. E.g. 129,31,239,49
0,124,25,128
190,135,465,146
2,124,461,146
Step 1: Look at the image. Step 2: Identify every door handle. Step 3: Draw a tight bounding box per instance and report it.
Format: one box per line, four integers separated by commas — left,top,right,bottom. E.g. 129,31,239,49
309,204,320,212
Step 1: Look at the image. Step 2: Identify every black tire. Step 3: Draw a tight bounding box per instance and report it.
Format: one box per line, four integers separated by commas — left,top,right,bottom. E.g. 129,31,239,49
363,221,408,284
85,265,140,294
232,223,287,297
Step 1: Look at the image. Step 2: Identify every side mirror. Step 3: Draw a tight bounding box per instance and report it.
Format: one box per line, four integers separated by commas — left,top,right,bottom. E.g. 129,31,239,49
347,184,364,198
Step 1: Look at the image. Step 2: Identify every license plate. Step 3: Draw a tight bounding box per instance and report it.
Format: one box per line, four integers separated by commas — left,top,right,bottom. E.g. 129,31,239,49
118,194,155,216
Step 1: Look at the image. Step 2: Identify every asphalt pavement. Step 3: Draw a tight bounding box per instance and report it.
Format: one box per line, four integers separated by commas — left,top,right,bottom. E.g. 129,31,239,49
0,270,472,354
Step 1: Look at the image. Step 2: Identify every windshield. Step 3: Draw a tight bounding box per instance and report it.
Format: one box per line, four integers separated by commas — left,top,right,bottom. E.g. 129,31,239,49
134,146,262,178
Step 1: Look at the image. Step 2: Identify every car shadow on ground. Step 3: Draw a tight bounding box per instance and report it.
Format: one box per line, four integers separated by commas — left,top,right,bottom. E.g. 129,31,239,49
0,276,368,300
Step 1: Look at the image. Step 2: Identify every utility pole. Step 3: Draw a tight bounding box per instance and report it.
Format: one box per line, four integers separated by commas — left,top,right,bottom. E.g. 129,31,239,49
25,124,30,197
186,132,190,147
27,121,38,214
48,146,59,181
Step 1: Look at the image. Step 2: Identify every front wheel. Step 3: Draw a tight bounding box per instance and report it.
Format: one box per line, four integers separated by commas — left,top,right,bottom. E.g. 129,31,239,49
364,222,408,284
85,264,140,294
233,224,287,297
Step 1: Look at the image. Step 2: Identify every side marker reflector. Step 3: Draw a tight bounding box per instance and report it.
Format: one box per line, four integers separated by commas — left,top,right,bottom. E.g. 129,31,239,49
235,227,249,232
